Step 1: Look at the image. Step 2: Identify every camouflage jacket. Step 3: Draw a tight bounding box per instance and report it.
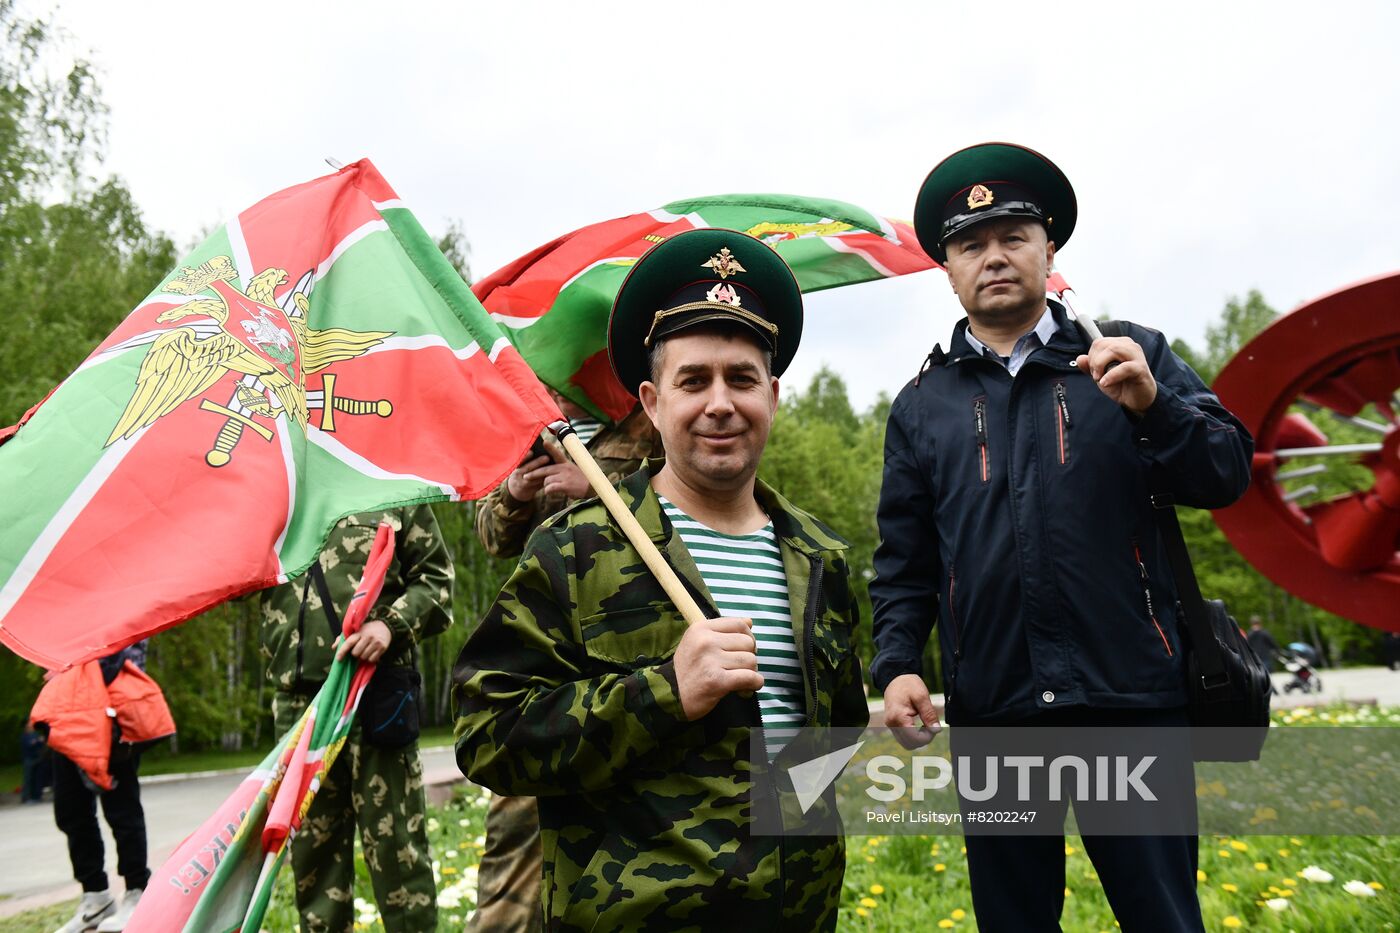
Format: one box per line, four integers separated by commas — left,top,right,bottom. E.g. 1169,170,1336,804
454,461,868,932
260,505,454,691
475,404,659,558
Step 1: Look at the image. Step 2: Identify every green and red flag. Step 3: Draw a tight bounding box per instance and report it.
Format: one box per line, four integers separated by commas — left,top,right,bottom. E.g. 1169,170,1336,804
473,193,937,421
0,160,560,670
130,522,395,932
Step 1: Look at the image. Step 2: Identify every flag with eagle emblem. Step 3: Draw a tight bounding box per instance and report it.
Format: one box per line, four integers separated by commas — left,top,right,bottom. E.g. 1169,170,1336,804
0,160,561,670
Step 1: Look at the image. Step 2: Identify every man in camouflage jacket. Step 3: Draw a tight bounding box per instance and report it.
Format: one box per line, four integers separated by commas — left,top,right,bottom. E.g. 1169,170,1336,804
473,398,660,933
454,229,868,931
259,504,453,933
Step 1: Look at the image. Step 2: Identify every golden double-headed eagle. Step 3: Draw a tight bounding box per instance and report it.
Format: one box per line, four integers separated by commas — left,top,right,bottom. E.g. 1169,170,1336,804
106,256,391,449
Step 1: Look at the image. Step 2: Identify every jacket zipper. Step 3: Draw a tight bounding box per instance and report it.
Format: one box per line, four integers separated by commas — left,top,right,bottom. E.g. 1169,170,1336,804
973,397,989,483
947,568,962,661
1133,540,1173,657
803,556,824,726
1054,382,1071,465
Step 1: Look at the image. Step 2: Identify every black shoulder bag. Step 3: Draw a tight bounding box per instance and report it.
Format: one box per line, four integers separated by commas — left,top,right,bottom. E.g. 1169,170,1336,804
1093,319,1272,761
1147,482,1272,761
303,562,424,749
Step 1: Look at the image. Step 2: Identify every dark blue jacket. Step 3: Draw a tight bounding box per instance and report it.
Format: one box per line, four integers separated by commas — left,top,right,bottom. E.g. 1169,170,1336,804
870,304,1252,723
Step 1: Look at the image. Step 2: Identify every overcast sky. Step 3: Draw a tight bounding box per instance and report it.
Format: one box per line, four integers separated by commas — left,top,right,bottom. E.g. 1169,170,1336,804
43,0,1400,409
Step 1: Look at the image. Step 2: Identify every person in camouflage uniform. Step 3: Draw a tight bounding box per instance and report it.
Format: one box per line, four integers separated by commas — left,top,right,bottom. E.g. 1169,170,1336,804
476,397,659,558
454,229,868,932
259,505,453,933
472,396,660,933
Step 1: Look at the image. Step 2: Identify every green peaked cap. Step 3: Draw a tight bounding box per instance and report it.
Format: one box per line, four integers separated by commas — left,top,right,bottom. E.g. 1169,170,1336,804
608,228,802,395
914,141,1077,263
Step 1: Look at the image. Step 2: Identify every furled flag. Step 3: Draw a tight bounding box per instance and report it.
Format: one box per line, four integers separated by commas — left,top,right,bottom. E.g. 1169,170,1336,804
473,193,936,421
0,160,560,670
128,522,395,933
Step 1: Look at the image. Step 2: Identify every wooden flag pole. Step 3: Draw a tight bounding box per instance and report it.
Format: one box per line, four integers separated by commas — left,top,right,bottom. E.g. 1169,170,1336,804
552,422,707,628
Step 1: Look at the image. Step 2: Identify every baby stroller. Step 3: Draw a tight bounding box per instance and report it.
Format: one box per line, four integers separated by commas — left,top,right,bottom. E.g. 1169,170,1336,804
1281,642,1323,694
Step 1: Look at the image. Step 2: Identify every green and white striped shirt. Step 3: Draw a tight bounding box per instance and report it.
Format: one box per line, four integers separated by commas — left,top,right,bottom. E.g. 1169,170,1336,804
659,496,805,758
570,417,603,447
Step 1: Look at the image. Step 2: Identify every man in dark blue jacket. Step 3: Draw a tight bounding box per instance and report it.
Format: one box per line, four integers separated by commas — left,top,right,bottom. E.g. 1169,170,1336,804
870,142,1252,931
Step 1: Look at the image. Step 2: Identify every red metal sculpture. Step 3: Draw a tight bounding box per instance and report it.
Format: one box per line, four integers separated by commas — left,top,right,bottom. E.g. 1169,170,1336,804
1212,271,1400,631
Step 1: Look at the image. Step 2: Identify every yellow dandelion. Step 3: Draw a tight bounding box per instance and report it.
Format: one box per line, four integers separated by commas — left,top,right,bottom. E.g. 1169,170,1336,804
961,846,967,854
1282,879,1297,887
441,866,458,875
1290,837,1303,846
952,908,967,920
938,921,955,930
1369,882,1384,890
870,884,885,895
1218,850,1232,858
1254,862,1269,871
1065,887,1073,897
935,863,947,872
1277,849,1291,857
1223,917,1242,928
855,907,868,918
1222,883,1239,893
860,897,878,909
1066,844,1078,856
865,855,875,863
1197,869,1207,882
1229,840,1249,851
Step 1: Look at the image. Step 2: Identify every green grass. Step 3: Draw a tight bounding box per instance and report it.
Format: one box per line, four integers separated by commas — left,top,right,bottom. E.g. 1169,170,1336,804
7,714,1400,930
839,833,1400,931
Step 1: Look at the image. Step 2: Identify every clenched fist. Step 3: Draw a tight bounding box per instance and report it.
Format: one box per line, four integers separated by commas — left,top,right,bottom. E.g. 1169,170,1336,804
674,616,764,721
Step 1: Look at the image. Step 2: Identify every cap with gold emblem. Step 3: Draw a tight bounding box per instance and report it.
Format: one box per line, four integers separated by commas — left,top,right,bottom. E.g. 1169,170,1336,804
913,142,1077,263
607,228,802,395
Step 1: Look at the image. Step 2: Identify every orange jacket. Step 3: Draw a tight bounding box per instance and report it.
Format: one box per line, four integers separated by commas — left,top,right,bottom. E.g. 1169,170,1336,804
30,660,176,790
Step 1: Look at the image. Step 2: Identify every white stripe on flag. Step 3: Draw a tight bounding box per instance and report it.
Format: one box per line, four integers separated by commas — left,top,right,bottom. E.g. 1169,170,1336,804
488,337,512,362
823,234,898,278
308,429,457,500
359,335,483,361
316,220,389,282
226,216,256,288
272,421,298,580
371,198,405,212
559,256,635,294
0,433,140,630
490,313,548,329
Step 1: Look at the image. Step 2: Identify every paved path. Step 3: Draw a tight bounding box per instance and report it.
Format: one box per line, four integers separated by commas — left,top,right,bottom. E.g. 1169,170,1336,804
1270,664,1400,707
0,745,460,920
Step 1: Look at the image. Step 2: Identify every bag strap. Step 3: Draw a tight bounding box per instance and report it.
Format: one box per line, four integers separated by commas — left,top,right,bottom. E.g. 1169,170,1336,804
1146,484,1228,688
1073,316,1230,689
296,562,342,641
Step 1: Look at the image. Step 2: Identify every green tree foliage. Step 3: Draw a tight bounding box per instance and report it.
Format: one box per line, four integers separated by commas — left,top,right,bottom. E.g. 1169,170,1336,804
1197,288,1279,384
761,367,887,675
0,2,175,762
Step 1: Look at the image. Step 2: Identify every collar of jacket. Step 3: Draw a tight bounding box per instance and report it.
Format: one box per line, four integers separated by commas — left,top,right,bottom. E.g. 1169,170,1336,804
943,299,1086,367
616,458,850,558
